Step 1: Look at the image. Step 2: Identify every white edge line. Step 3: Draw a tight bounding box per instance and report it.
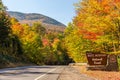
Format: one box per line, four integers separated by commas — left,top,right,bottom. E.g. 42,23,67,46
34,68,58,80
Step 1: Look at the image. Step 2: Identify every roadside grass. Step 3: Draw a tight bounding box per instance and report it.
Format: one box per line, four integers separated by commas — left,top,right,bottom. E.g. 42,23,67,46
117,57,120,71
0,54,34,69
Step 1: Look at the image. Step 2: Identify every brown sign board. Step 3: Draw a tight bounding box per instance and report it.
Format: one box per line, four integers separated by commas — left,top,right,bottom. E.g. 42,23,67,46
86,52,108,66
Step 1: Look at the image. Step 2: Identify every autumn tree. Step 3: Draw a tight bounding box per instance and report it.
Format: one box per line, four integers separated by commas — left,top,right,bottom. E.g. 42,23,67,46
73,0,120,53
32,22,46,36
64,0,120,63
64,23,90,62
10,18,23,55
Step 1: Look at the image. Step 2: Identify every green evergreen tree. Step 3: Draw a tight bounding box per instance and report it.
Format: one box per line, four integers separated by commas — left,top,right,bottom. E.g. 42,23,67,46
0,0,6,12
0,12,11,43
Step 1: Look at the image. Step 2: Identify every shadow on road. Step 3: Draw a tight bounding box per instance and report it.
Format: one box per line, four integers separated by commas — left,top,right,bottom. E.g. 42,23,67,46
0,71,59,76
0,66,59,76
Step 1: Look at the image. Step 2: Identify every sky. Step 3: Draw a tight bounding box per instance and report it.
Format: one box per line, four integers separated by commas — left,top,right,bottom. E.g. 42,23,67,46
2,0,80,25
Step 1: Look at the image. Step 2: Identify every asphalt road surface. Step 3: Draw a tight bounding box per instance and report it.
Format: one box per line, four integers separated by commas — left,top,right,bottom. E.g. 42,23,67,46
0,66,65,80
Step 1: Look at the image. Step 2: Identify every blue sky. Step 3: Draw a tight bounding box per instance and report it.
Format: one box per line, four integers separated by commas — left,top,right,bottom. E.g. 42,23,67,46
2,0,80,25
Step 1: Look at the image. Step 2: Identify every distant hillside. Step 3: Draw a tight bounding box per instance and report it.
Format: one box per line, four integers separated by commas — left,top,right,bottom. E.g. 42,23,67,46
8,11,66,32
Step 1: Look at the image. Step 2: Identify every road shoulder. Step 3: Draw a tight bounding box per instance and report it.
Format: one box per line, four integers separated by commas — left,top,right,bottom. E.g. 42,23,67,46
58,66,95,80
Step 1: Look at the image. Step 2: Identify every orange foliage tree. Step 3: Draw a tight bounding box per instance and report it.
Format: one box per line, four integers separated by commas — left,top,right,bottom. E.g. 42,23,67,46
73,0,120,53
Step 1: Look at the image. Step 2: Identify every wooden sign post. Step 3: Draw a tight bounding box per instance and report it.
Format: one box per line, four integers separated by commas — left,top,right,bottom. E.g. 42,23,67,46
106,54,119,71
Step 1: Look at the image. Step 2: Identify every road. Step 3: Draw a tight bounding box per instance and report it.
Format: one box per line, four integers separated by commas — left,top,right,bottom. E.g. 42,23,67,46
0,66,65,80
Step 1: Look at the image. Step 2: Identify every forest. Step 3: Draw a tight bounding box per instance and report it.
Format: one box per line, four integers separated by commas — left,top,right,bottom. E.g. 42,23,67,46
65,0,120,62
1,0,120,67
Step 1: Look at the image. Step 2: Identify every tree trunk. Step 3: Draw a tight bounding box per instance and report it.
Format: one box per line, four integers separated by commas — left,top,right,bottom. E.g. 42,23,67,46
112,31,117,52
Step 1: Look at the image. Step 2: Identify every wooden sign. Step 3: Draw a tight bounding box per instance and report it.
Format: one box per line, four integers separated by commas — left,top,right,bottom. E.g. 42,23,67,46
86,52,108,66
106,54,119,71
109,54,117,63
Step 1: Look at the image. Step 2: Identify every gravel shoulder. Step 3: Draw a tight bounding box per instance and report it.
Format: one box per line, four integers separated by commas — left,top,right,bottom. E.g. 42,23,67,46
73,65,120,80
58,66,95,80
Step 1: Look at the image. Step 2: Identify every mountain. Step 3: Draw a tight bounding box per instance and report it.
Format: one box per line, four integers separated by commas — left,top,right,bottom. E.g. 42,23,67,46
8,11,66,32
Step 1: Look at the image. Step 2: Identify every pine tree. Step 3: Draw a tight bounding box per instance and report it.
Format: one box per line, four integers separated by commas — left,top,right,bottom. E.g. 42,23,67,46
0,0,6,12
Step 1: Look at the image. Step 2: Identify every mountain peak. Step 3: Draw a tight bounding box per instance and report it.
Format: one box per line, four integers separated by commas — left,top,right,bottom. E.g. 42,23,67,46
8,11,66,32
